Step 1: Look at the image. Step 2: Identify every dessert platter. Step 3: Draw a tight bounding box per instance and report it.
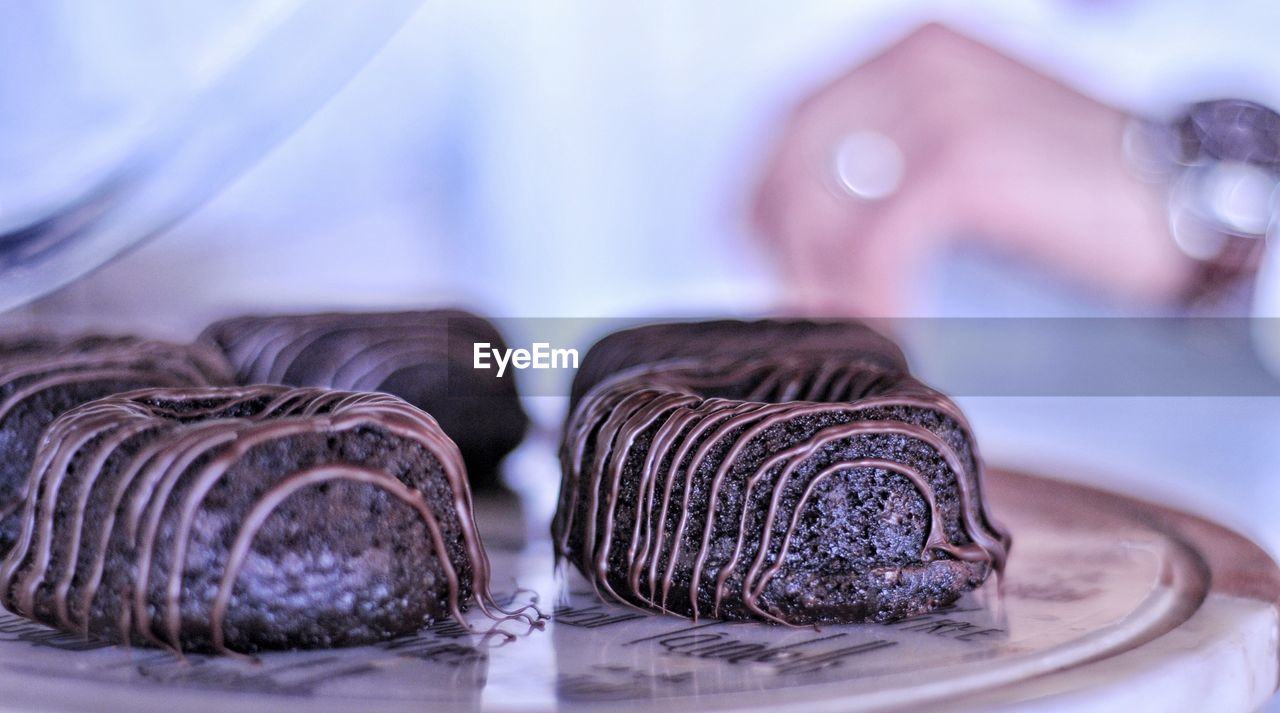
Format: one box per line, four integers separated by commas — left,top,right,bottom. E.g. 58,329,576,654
0,466,1274,712
0,316,1273,712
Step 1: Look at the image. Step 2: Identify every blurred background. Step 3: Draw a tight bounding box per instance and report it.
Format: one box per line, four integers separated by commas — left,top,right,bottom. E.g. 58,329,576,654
1,1,1279,704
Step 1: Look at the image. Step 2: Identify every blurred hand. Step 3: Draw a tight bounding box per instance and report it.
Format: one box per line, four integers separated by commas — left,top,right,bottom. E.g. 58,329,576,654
753,23,1194,316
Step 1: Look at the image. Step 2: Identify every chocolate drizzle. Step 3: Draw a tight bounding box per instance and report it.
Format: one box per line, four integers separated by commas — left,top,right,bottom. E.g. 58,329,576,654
0,338,234,550
555,323,1011,625
198,310,529,488
0,385,541,655
199,311,478,389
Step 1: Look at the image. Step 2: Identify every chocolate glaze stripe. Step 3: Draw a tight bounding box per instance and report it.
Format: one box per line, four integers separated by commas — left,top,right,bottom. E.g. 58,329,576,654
590,391,703,607
9,409,159,631
220,320,453,387
264,327,443,384
228,323,301,381
68,389,519,645
555,378,731,599
675,420,947,619
553,387,643,563
323,338,453,390
347,348,455,393
149,419,379,652
764,377,1005,569
75,420,244,642
0,368,189,423
0,343,231,386
262,326,344,382
207,312,470,361
556,354,1012,624
581,391,696,592
334,339,447,390
638,398,773,608
156,402,457,649
52,419,169,631
0,386,542,655
157,399,510,652
693,422,965,621
8,418,245,643
556,385,685,569
15,410,126,576
73,422,206,636
312,393,534,632
624,400,762,609
738,444,953,600
738,458,946,622
210,464,452,655
567,320,911,407
566,374,972,606
0,363,210,524
202,312,532,487
114,392,279,422
679,399,817,614
557,383,673,546
748,458,985,606
249,326,332,383
647,398,875,611
560,373,739,603
572,389,676,603
206,311,503,383
661,387,1003,571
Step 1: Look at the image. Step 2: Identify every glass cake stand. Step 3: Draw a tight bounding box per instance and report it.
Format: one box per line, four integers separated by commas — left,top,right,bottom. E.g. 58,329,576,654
0,465,1275,713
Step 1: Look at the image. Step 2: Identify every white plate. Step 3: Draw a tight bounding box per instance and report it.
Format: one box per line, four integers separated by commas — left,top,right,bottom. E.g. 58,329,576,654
0,469,1275,713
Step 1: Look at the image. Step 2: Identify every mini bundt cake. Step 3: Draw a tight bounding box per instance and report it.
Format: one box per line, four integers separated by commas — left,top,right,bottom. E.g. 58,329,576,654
554,320,1010,625
199,310,528,490
0,385,538,655
0,336,234,554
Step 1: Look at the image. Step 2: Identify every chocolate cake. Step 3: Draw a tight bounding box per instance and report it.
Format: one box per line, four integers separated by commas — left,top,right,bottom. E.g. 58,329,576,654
0,385,539,655
199,310,528,490
554,320,1010,625
0,336,234,554
0,334,138,357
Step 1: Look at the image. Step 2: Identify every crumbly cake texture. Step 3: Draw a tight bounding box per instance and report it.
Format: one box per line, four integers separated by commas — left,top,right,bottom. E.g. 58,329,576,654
555,320,1011,625
0,385,540,655
0,336,235,554
199,310,529,490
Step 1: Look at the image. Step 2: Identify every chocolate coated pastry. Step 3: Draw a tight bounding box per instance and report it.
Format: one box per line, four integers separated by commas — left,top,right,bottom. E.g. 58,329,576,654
0,386,539,654
555,320,1010,625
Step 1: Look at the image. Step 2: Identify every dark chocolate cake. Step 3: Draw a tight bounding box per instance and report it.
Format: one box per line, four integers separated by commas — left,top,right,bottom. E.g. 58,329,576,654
554,320,1010,625
0,385,539,655
0,334,138,357
0,336,234,554
199,310,528,490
